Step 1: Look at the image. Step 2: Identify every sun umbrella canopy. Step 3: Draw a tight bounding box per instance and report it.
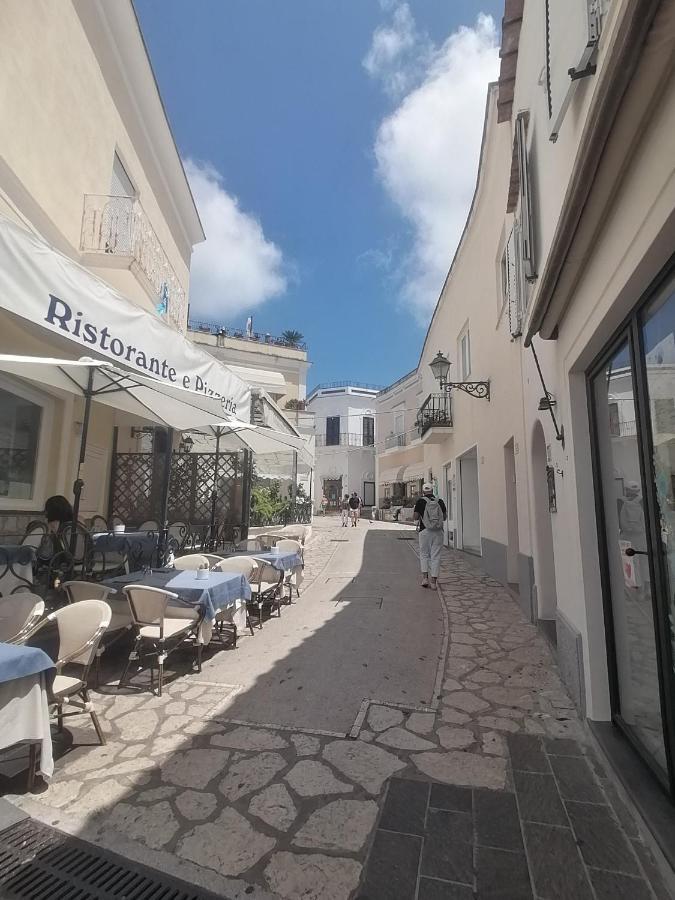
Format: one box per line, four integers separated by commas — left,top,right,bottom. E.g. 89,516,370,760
0,355,242,431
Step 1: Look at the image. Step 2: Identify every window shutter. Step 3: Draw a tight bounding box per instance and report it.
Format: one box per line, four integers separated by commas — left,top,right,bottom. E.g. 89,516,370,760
505,226,523,338
516,114,537,282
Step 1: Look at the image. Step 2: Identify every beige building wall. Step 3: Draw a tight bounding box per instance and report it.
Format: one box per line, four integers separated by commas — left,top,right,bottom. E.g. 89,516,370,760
0,0,203,527
0,0,198,319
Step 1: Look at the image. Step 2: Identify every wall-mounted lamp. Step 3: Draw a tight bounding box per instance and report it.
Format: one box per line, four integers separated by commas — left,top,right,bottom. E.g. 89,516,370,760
429,351,490,400
179,435,194,453
530,344,564,447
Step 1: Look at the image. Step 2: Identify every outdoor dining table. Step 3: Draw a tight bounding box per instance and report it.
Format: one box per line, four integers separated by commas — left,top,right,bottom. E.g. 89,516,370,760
103,567,251,644
91,531,158,569
226,548,304,593
0,641,55,783
0,544,35,596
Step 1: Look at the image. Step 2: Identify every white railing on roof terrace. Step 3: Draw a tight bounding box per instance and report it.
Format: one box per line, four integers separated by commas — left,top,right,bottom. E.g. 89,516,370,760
80,194,188,333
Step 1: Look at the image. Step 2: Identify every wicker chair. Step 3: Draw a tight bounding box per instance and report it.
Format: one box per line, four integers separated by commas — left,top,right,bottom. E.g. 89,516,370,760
173,553,210,571
119,585,200,696
0,593,44,644
26,599,112,744
212,557,258,639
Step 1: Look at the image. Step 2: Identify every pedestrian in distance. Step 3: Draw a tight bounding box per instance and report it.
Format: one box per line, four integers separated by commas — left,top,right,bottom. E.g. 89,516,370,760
414,483,447,589
348,491,361,526
320,495,328,515
340,494,350,527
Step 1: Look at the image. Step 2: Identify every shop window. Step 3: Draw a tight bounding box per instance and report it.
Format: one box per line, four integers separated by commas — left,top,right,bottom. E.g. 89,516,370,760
363,416,374,446
0,385,43,501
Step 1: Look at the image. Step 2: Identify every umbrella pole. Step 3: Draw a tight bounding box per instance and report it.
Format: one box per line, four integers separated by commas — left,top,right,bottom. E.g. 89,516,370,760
210,427,221,550
291,451,298,523
71,369,94,544
158,427,174,565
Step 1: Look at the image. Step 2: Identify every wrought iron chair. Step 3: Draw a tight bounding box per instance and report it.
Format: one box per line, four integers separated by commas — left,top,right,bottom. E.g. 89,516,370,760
26,599,112,745
212,557,258,638
20,521,48,549
0,593,44,643
173,553,210,571
119,585,201,696
137,520,160,532
252,562,284,622
89,515,110,534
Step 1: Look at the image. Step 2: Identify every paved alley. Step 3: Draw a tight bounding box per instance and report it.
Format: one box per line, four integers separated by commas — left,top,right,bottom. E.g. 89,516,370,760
6,519,672,900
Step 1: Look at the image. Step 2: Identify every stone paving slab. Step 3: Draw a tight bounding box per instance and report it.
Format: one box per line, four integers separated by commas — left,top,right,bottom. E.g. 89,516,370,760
4,526,672,900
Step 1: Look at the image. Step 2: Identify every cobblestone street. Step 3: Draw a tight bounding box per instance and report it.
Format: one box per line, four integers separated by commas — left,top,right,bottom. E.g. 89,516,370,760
7,518,672,899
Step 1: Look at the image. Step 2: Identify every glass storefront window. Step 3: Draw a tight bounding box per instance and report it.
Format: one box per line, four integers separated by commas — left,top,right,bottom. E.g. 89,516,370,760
0,386,42,500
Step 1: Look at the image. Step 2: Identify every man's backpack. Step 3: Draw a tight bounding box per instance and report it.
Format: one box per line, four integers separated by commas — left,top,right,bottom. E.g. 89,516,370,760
422,498,444,531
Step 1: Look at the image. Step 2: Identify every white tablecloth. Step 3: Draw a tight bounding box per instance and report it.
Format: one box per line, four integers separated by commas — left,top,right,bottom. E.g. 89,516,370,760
0,672,53,779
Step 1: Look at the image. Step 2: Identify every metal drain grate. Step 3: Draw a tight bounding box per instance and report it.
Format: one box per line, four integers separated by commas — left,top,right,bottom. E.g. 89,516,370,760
0,819,224,900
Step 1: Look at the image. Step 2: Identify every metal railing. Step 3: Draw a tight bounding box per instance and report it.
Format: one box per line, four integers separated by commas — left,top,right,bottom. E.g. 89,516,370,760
188,319,307,351
384,432,408,449
417,393,453,437
315,433,375,448
309,381,384,393
81,194,188,332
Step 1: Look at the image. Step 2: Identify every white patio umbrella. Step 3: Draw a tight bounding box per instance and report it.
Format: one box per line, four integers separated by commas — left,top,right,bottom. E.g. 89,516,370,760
0,354,244,528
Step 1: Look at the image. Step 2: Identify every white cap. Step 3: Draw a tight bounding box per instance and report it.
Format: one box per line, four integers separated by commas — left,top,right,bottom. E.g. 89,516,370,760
422,483,433,494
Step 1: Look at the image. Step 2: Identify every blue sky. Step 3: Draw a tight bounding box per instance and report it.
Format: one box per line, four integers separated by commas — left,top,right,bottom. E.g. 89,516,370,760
135,1,502,390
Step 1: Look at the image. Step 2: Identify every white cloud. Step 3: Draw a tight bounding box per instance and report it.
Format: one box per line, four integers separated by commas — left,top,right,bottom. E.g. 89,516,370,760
184,159,287,320
363,2,432,98
367,9,499,320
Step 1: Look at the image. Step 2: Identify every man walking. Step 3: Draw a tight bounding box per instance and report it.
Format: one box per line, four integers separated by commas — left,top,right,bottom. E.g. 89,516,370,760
340,494,350,527
348,491,361,526
414,483,447,589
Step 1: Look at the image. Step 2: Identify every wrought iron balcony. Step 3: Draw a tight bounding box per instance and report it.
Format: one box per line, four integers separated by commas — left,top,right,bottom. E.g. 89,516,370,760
80,194,188,333
417,393,453,437
315,433,375,448
384,432,408,449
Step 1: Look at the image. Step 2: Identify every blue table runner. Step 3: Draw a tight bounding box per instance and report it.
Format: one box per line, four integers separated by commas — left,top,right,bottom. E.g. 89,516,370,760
0,642,54,685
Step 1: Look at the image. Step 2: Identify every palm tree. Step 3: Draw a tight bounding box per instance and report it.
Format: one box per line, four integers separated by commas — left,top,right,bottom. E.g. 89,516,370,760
281,329,304,347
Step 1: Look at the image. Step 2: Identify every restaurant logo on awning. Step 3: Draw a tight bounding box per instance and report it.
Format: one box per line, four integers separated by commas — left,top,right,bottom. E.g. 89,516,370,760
45,294,238,413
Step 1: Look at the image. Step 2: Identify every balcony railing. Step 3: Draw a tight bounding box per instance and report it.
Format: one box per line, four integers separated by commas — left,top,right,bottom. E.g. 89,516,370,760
315,433,375,448
188,319,307,351
384,432,408,449
81,194,188,332
417,394,453,437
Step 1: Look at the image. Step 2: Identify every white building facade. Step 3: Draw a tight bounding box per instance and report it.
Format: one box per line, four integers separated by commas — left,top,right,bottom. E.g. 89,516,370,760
377,0,675,857
307,383,380,512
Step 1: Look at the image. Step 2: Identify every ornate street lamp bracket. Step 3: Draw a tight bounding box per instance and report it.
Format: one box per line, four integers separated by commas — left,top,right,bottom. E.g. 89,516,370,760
441,380,490,401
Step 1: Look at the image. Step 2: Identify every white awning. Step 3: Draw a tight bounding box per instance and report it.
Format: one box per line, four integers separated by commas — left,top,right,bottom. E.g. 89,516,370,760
379,465,406,484
0,215,250,420
402,462,427,482
0,355,239,432
227,364,286,392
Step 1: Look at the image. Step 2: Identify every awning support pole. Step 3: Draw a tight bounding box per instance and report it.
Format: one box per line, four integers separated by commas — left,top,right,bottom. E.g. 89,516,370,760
158,428,174,565
209,427,222,550
71,368,94,551
241,449,252,541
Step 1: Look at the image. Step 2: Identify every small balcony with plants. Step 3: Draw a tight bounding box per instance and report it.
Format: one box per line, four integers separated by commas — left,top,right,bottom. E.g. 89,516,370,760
416,393,453,442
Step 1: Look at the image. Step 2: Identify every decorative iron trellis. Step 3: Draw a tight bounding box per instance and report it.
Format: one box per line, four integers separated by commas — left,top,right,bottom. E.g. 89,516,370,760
110,451,244,527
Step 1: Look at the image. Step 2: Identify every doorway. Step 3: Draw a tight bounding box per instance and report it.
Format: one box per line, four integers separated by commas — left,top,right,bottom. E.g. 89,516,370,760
459,447,481,554
323,478,342,511
531,421,558,629
590,267,675,795
363,481,375,507
504,439,520,589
